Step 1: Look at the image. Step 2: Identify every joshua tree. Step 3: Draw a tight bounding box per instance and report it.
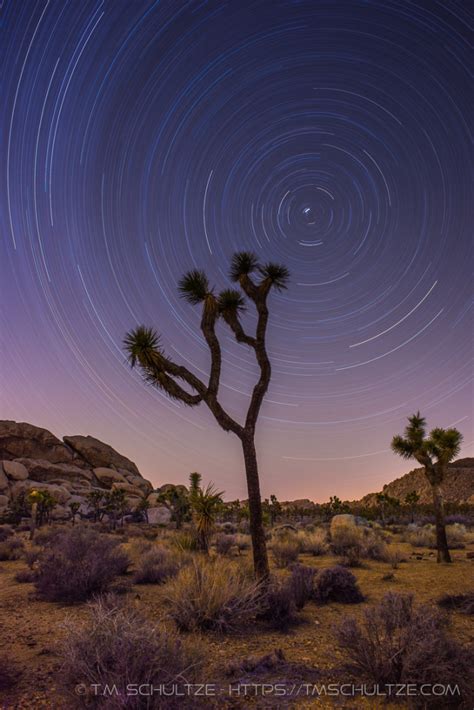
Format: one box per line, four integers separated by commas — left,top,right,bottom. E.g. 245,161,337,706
404,491,420,523
156,486,190,529
124,252,289,579
391,413,462,563
69,501,80,526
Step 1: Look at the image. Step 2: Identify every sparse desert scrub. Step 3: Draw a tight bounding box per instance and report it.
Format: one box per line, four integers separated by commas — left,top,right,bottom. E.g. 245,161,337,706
313,565,364,604
234,533,251,554
0,524,14,542
133,547,182,585
271,539,300,568
337,592,474,706
288,563,317,610
0,654,20,692
34,528,130,603
214,532,236,555
330,522,387,564
444,523,467,549
258,577,298,630
165,557,262,633
60,595,203,708
0,535,24,561
438,591,474,615
298,528,328,556
404,523,467,550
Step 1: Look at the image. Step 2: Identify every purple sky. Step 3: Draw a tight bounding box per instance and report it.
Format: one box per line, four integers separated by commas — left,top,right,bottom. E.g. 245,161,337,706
1,1,472,501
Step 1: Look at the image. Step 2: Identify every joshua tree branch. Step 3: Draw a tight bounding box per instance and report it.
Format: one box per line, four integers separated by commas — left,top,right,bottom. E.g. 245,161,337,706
246,293,271,432
221,311,256,348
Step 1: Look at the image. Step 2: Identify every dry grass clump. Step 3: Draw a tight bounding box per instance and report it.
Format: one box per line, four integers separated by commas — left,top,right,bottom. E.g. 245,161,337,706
337,592,474,706
298,528,328,556
404,523,467,550
0,654,20,692
34,528,130,603
214,533,236,555
271,539,300,568
438,592,474,615
0,535,24,561
234,533,251,554
60,595,202,708
133,547,182,585
330,522,387,566
165,557,262,633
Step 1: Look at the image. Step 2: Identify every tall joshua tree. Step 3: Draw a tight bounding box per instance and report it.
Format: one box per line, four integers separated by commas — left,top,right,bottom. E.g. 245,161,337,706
391,413,463,563
124,252,289,579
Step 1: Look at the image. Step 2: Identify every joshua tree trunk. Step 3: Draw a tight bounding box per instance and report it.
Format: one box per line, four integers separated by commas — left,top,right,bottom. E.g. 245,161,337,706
242,433,269,579
431,483,451,563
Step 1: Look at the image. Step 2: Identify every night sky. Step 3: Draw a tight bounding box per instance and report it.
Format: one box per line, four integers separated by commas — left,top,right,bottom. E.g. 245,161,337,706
1,1,472,501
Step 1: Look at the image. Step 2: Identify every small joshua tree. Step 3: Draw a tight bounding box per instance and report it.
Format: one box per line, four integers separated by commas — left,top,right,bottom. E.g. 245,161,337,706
404,491,420,523
189,477,223,552
391,413,462,563
124,252,289,579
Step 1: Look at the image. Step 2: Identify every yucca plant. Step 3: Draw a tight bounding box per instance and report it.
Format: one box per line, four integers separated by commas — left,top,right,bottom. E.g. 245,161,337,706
124,251,289,579
391,413,462,562
190,481,223,552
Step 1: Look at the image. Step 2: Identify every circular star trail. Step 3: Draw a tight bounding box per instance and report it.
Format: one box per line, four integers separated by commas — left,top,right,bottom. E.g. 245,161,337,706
1,0,472,500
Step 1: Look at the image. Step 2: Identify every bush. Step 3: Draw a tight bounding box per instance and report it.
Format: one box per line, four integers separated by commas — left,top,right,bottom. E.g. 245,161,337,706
60,596,202,708
383,550,406,569
438,592,474,615
299,529,328,556
313,565,364,604
0,536,24,561
272,540,299,568
234,533,250,553
0,524,14,542
405,525,435,548
0,655,19,692
15,568,36,583
445,523,467,549
331,523,387,563
288,563,316,610
34,528,130,603
337,593,474,706
133,548,181,585
165,558,261,633
259,579,297,630
214,533,236,555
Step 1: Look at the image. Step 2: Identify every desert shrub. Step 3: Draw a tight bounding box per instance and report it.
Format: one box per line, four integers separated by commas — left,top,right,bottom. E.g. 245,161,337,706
0,655,19,692
272,540,300,568
383,550,406,569
34,527,64,547
133,548,181,585
34,528,130,603
313,565,364,604
331,523,387,563
60,595,202,708
259,578,297,630
288,563,316,610
0,536,24,561
405,525,435,548
438,592,474,615
24,546,42,568
299,529,328,556
165,558,261,633
225,648,286,676
234,533,251,553
337,593,474,706
15,568,36,583
362,534,388,561
0,524,14,542
214,533,236,555
445,523,467,549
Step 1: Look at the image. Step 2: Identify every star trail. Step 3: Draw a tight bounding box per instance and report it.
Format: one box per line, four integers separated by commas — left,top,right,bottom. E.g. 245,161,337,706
1,0,472,501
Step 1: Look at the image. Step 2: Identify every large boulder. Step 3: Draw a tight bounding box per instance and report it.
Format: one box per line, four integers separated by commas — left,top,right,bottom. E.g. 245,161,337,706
0,467,9,490
147,506,172,525
330,514,356,532
63,435,141,477
0,420,155,519
0,421,73,463
13,458,93,485
2,460,29,481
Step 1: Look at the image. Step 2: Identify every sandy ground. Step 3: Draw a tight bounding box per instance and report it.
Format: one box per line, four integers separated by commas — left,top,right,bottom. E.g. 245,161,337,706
0,533,473,709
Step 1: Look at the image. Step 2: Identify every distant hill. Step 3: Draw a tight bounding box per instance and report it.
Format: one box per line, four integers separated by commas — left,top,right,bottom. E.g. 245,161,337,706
358,458,474,507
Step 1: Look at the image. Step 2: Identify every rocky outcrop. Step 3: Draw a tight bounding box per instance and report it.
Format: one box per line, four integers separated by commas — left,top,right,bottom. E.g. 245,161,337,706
358,458,474,507
0,421,153,519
